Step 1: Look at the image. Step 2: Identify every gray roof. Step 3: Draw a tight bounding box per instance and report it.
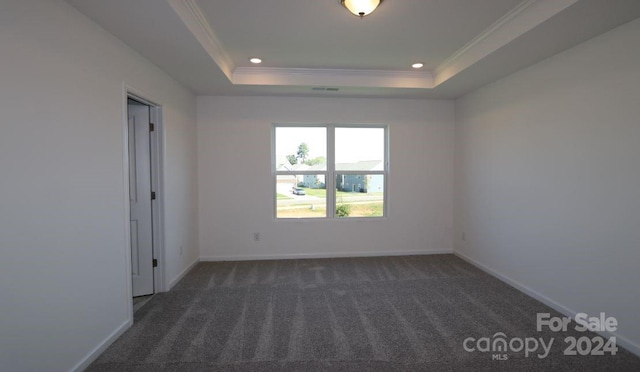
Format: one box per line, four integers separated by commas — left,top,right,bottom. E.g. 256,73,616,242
276,160,382,172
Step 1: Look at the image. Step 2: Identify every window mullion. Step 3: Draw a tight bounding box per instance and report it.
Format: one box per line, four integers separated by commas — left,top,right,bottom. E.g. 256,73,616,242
326,125,336,218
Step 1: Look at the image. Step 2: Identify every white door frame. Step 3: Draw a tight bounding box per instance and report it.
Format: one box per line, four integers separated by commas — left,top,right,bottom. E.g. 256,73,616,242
121,84,166,321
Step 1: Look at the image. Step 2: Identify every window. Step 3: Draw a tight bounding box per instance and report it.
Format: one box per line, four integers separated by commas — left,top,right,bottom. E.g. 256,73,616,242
274,124,387,219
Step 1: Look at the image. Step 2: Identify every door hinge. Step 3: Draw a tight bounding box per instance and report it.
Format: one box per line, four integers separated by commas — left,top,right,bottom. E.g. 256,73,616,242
151,191,156,200
152,258,158,268
150,123,155,132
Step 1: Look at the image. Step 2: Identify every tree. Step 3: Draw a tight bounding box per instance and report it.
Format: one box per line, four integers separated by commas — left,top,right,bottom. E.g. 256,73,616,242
297,142,309,163
286,154,297,165
304,156,326,166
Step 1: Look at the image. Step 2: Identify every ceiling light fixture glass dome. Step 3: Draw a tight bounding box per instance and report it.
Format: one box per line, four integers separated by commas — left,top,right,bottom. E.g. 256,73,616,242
340,0,384,18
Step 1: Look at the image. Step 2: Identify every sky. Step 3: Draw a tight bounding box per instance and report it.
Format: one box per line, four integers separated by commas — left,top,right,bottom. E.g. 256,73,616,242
275,126,384,164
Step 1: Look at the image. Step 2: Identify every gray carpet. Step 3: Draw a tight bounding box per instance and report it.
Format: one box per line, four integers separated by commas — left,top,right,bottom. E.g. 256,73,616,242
88,255,640,371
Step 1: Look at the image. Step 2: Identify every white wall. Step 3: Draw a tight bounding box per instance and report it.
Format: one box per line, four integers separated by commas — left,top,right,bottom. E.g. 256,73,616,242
0,0,198,370
198,96,454,260
455,18,640,354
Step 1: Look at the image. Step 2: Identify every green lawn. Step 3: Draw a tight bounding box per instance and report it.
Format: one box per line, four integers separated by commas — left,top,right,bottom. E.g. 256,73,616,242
337,190,382,198
276,188,383,218
277,201,383,218
303,188,326,197
277,207,327,218
349,201,384,217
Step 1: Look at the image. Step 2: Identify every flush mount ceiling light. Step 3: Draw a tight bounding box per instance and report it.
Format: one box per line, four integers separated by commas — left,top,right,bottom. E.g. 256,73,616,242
412,62,424,69
340,0,384,18
249,57,262,64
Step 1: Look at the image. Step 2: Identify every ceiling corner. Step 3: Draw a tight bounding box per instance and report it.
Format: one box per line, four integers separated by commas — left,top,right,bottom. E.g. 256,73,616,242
433,0,579,86
166,0,235,80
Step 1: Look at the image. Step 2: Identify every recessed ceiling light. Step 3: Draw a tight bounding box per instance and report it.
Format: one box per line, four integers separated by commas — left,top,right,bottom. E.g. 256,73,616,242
412,62,424,69
249,58,262,64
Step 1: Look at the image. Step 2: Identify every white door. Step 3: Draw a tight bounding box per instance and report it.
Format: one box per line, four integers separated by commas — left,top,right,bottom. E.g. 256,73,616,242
128,99,154,297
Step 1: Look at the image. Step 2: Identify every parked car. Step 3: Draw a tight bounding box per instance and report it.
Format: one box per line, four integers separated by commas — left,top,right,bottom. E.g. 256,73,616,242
292,187,306,195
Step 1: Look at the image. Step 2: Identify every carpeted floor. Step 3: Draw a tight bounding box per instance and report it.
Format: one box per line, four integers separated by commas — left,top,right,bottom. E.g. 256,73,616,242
88,255,640,371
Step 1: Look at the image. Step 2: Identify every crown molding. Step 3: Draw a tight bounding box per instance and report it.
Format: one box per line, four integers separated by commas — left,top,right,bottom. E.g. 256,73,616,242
165,0,431,89
166,0,235,80
433,0,579,86
167,0,579,91
233,67,434,89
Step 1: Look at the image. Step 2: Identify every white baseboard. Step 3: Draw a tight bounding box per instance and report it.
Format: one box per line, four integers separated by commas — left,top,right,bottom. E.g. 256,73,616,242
167,258,200,290
200,249,453,262
454,250,640,358
71,318,132,372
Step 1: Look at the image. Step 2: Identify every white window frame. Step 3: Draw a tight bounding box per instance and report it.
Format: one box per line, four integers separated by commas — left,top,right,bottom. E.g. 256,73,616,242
272,123,389,219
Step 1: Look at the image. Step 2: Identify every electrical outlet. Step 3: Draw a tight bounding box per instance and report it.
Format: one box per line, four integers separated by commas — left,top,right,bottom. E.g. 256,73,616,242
253,233,260,242
461,232,466,241
179,246,183,255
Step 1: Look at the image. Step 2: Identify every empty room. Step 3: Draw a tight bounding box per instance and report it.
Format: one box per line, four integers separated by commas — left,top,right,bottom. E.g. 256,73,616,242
1,0,639,371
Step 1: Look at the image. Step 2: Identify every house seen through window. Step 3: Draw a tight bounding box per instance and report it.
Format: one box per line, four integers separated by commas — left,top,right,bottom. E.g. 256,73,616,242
274,125,387,218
